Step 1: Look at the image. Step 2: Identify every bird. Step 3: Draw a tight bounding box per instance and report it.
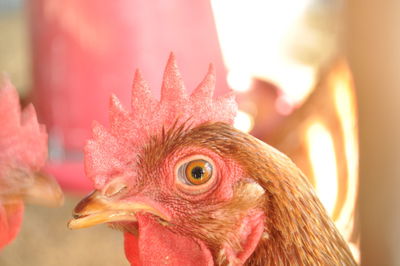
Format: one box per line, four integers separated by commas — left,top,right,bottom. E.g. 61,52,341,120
68,54,356,265
0,77,63,250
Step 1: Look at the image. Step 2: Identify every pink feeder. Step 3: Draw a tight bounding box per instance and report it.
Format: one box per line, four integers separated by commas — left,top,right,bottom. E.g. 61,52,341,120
28,0,228,193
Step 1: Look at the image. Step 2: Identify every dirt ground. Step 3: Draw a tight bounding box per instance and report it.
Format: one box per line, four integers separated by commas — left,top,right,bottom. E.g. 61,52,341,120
0,195,128,266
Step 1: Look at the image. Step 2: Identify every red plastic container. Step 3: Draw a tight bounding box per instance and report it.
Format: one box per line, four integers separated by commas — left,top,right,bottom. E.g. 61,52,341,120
28,0,227,192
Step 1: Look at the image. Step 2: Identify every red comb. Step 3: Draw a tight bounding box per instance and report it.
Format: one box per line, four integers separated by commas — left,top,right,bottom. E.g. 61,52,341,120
85,54,237,188
0,76,47,172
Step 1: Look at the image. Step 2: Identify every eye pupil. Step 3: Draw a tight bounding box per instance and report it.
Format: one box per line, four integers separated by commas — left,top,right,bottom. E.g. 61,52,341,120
191,166,205,180
181,159,213,186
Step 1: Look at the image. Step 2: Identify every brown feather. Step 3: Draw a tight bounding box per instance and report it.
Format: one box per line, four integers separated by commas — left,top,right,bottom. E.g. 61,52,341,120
138,121,356,265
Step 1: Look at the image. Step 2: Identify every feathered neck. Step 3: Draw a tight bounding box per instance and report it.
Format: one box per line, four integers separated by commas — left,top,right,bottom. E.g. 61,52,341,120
228,131,356,265
167,122,356,265
144,122,357,265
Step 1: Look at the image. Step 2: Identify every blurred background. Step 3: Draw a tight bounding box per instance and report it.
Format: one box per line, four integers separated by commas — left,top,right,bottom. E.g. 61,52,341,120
0,0,399,265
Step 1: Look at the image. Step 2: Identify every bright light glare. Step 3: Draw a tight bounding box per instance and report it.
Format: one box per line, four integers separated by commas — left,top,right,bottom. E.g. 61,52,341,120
234,110,254,133
331,63,359,262
276,63,316,105
306,122,338,216
211,0,317,105
227,70,252,92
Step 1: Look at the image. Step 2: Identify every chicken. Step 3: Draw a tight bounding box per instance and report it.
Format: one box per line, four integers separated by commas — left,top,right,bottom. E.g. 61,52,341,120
68,54,356,265
0,77,63,249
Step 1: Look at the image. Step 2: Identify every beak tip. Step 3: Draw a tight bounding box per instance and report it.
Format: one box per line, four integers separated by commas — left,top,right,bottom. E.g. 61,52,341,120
67,219,78,230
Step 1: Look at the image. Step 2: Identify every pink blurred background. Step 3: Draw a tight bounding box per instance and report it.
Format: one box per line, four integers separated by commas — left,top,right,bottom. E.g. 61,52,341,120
1,0,399,265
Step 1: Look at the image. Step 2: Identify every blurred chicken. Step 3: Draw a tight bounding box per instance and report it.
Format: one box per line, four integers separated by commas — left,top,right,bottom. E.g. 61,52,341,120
0,77,63,249
68,55,356,265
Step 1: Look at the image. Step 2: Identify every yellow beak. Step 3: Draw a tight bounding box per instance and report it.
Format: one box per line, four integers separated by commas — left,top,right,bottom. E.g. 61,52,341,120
68,190,169,229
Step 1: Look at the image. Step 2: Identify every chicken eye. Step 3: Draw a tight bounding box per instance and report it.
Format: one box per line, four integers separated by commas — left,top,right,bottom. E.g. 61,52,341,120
176,157,215,188
184,160,213,185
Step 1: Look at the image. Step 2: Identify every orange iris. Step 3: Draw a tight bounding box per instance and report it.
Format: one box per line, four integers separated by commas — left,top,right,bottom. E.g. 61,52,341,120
185,160,213,185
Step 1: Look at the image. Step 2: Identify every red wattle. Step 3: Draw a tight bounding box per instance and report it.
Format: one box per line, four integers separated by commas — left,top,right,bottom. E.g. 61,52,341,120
124,214,213,266
0,201,24,250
